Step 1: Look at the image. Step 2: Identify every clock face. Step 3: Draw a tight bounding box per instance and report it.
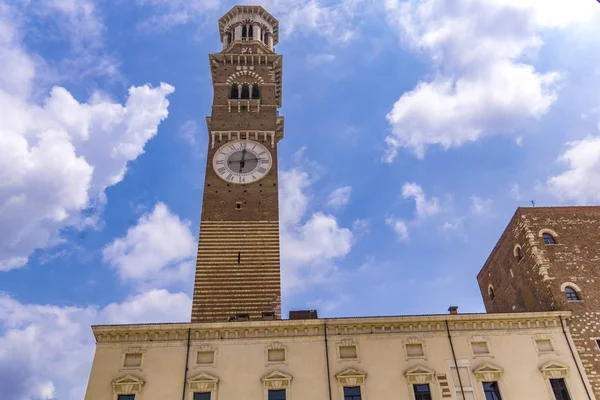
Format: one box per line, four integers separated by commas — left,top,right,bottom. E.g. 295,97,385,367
212,139,272,184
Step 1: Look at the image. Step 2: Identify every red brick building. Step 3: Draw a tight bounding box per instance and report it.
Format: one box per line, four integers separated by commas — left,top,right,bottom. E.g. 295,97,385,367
478,206,600,396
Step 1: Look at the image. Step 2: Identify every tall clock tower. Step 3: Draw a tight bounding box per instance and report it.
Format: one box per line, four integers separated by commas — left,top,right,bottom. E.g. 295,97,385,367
191,6,284,323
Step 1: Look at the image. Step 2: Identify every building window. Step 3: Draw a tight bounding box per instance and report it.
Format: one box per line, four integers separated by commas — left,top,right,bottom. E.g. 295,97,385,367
413,384,432,400
240,85,250,99
196,351,215,365
193,393,211,400
230,85,238,99
118,396,135,400
535,338,554,353
406,343,424,357
268,348,286,362
268,390,286,400
344,386,362,400
488,286,495,301
123,353,142,368
543,233,556,245
471,341,491,356
565,287,580,301
516,246,523,261
550,379,571,400
483,382,502,400
340,345,358,359
595,339,600,350
252,85,260,99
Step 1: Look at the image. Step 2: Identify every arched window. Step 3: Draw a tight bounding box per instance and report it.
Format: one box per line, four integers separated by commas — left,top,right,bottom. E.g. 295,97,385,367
230,85,238,99
251,85,260,99
542,233,556,245
240,84,250,99
565,287,580,301
488,286,496,301
241,24,248,40
517,246,523,260
248,24,254,39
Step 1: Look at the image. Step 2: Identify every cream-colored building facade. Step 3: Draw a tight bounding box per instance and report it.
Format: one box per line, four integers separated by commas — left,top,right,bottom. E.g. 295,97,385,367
85,311,595,400
84,6,597,400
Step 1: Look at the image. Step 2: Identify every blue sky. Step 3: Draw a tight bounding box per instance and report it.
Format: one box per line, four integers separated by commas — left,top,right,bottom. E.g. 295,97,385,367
1,0,600,398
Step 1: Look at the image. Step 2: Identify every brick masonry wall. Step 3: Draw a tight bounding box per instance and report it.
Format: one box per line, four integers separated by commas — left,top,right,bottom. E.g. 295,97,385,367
478,206,600,396
191,47,283,322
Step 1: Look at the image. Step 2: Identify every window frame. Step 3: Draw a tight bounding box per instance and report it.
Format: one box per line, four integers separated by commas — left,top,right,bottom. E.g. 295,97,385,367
192,393,211,400
187,372,219,400
482,381,503,400
343,386,362,400
336,368,367,400
336,340,360,362
549,378,572,400
262,371,292,400
564,286,580,301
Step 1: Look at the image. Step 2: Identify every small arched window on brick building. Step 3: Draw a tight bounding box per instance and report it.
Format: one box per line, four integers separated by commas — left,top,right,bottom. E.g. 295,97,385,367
240,84,250,99
251,85,260,99
488,285,496,301
565,286,580,301
516,246,523,261
514,244,523,262
542,232,557,245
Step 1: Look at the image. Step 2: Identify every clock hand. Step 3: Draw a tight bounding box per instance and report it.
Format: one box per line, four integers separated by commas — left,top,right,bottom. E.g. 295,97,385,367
239,149,246,172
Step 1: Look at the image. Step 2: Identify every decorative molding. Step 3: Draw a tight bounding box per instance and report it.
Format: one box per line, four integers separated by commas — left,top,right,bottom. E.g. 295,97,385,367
192,344,217,368
265,342,288,366
405,365,435,384
226,70,264,85
468,336,493,358
262,370,292,390
336,368,366,387
560,282,582,293
112,375,144,394
120,347,146,371
336,339,359,362
403,338,427,360
188,372,219,393
472,363,504,382
540,362,569,379
92,311,571,344
538,228,558,238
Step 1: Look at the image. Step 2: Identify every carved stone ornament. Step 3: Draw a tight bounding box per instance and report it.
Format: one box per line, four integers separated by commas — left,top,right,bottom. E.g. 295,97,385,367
336,368,367,387
405,365,435,385
188,372,219,392
112,375,144,394
262,370,292,390
540,362,569,379
473,363,504,382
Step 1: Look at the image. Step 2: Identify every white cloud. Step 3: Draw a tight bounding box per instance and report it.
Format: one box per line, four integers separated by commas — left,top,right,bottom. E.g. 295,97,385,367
280,167,353,291
327,185,352,210
385,216,408,241
402,182,440,217
103,203,196,289
0,11,175,271
0,289,191,400
136,0,362,44
471,196,493,215
352,219,370,236
307,53,335,68
548,136,600,203
383,0,599,160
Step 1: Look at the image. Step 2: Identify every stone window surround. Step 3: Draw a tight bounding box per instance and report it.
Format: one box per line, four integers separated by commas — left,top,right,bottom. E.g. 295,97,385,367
336,339,360,362
540,362,572,400
405,365,437,400
266,342,288,366
448,359,476,400
560,282,583,302
538,228,559,244
187,372,219,400
488,285,496,302
472,363,504,400
192,345,218,369
120,348,146,371
532,334,558,356
468,336,493,358
404,338,427,361
336,368,367,400
513,244,524,263
112,375,144,400
262,370,292,400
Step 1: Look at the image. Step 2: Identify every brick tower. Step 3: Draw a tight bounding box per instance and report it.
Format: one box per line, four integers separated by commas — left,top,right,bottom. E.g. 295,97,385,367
191,6,284,323
478,206,600,396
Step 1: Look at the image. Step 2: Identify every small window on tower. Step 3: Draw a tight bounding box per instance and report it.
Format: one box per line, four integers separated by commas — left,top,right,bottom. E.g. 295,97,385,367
252,86,260,99
488,285,496,301
565,287,580,301
230,85,238,99
543,232,557,245
236,202,242,209
240,85,250,99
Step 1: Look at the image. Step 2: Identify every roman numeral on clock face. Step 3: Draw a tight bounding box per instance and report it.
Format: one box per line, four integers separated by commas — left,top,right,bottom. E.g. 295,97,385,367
217,167,226,174
258,167,267,174
226,173,234,181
